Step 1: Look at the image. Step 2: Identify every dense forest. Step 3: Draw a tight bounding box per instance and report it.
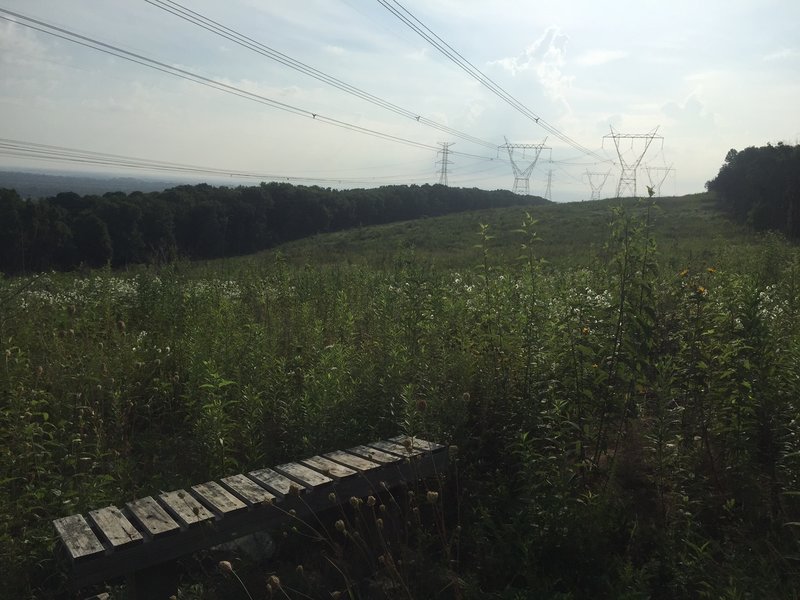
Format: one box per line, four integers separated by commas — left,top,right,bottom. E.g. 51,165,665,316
0,182,545,275
707,142,800,238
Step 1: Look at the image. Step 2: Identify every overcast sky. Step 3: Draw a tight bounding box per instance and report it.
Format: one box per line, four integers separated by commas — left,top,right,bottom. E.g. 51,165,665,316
1,0,798,201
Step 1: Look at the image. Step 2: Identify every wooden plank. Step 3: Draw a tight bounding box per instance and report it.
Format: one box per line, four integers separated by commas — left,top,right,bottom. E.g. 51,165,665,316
126,497,180,538
159,490,214,526
275,461,333,488
368,439,425,457
192,481,247,515
53,514,105,561
389,435,444,452
346,444,401,464
301,455,357,479
88,506,143,549
248,467,305,498
324,449,382,472
221,474,275,506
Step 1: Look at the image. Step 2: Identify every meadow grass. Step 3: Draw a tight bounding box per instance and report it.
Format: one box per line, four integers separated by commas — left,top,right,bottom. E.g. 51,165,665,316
1,195,799,598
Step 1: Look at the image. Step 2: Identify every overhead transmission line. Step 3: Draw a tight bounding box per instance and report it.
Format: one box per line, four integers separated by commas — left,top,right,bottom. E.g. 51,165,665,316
143,0,499,151
0,137,435,185
376,0,612,163
0,9,498,163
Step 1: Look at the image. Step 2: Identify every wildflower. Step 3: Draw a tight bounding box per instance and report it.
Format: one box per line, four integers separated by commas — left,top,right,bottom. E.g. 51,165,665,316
707,267,717,274
696,286,707,295
581,326,590,336
679,269,689,278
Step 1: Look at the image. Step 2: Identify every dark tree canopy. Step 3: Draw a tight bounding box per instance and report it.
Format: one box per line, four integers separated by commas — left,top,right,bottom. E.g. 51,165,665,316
0,182,547,275
706,142,800,239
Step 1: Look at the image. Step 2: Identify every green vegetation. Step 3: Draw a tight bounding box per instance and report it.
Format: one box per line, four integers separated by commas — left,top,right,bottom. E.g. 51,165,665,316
1,193,799,598
707,142,800,239
0,183,545,275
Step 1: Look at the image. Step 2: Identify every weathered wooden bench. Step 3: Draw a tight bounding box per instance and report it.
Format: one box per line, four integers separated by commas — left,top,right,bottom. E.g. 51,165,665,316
53,436,447,599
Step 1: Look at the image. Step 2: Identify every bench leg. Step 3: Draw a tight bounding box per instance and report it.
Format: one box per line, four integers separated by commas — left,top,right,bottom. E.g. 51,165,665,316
126,561,178,600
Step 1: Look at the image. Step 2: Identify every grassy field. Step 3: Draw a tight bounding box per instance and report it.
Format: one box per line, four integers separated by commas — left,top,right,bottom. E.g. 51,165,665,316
1,193,799,598
257,193,759,270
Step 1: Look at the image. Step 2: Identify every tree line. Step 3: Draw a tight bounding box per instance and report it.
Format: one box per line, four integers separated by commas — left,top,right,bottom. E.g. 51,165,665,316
0,182,545,275
706,142,800,238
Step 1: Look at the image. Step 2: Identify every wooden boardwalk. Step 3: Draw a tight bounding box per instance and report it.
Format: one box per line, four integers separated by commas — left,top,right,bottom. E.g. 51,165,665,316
53,436,447,594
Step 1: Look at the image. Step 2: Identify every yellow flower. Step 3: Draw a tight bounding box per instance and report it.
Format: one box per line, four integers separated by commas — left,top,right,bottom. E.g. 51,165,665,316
679,269,689,278
707,267,717,274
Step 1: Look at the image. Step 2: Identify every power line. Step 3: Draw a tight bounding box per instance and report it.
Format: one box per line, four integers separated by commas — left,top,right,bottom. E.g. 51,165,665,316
144,0,499,151
0,9,499,163
376,0,611,163
0,137,436,186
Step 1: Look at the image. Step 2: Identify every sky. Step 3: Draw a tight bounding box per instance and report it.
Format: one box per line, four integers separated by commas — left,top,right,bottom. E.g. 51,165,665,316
1,0,798,202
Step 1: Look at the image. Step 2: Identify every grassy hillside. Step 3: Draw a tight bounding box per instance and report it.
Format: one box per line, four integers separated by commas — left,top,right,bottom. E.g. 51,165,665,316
237,193,763,272
2,192,799,598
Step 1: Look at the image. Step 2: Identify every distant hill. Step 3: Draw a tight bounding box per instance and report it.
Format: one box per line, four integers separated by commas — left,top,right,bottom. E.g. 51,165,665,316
0,170,182,198
251,193,762,271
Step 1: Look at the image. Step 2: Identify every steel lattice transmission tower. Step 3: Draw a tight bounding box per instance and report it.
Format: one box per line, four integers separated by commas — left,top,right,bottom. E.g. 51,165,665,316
499,136,549,194
603,126,662,197
545,168,553,201
645,165,675,197
436,142,454,186
585,170,612,201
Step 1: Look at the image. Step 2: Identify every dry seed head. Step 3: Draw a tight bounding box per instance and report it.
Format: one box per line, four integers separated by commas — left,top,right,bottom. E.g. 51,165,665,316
376,518,384,529
331,592,342,600
427,491,439,504
349,496,360,508
403,438,413,450
367,495,376,507
289,484,300,497
218,560,233,574
269,575,280,587
296,564,304,576
335,519,346,533
266,583,273,596
289,509,296,516
328,492,337,503
380,504,387,513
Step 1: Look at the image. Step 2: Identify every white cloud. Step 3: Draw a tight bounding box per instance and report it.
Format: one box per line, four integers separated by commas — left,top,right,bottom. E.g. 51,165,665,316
763,48,799,61
490,27,573,109
575,50,627,67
